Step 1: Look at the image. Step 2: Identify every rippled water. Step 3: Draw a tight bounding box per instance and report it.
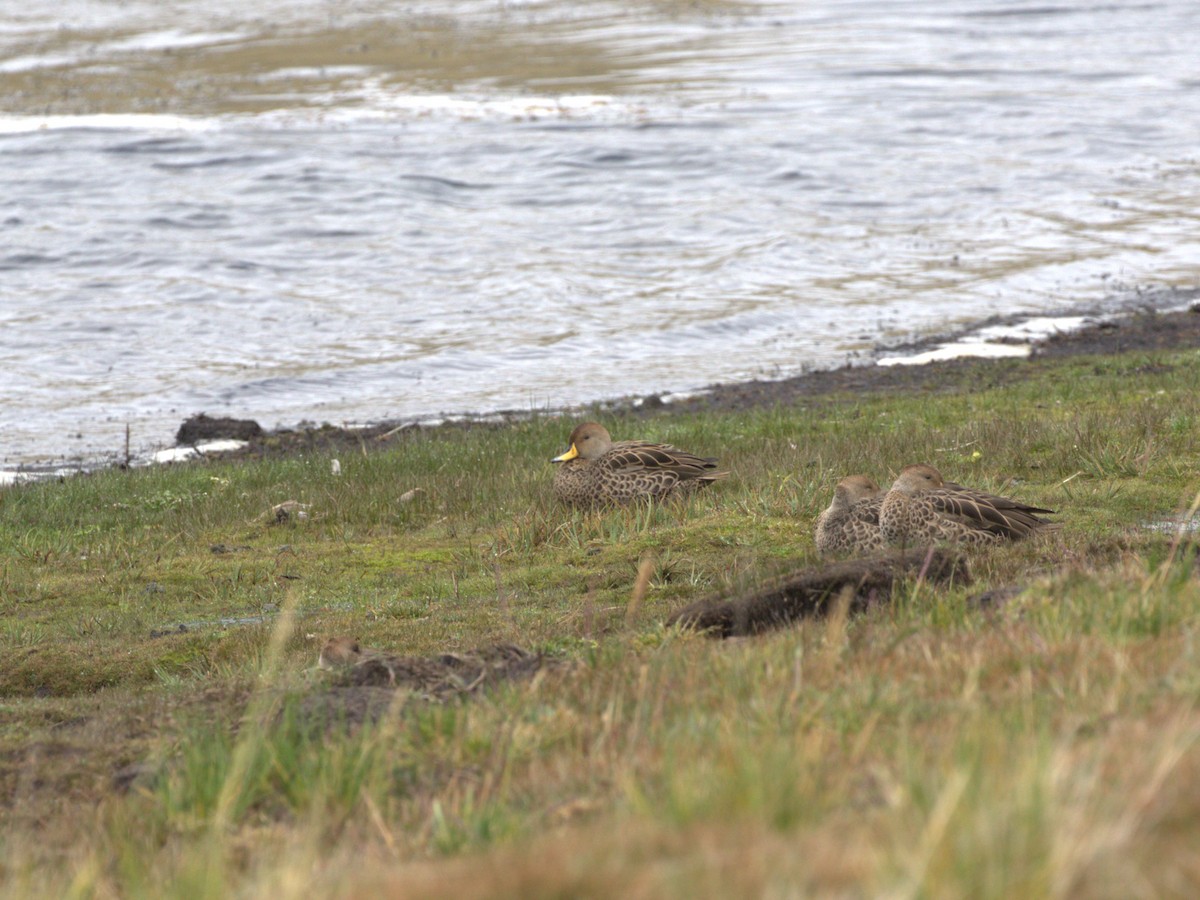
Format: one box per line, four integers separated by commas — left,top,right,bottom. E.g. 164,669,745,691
2,0,1199,466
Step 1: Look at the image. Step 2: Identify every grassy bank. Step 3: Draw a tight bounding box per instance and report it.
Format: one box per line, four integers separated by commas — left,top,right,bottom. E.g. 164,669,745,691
3,347,1200,897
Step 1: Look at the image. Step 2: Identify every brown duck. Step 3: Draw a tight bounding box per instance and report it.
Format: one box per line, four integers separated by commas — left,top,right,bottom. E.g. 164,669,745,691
814,475,887,557
879,463,1055,546
551,422,728,506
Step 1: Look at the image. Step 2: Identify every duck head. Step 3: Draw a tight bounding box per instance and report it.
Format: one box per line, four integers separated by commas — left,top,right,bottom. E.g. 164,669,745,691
552,422,613,463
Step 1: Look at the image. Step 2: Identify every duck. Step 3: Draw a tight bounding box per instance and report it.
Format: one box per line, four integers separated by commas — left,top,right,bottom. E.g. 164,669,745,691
814,475,887,557
879,463,1055,547
551,421,728,507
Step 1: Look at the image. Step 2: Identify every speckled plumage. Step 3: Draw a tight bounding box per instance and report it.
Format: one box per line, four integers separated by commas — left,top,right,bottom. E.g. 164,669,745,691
814,475,887,557
880,463,1055,547
551,422,728,507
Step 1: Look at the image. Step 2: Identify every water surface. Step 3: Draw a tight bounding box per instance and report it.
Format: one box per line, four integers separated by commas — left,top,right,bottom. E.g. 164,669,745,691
2,0,1199,465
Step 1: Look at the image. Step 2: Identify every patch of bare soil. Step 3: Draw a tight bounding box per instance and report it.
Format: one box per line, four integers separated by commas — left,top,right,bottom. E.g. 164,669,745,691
294,644,558,730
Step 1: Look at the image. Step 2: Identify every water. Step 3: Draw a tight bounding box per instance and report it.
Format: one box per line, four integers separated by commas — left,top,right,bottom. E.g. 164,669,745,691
2,0,1199,467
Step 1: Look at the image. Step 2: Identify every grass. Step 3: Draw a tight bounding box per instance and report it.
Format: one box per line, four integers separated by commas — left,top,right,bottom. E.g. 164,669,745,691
3,347,1200,896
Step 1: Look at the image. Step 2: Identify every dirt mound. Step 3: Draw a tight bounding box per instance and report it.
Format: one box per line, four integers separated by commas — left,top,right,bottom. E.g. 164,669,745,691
293,643,555,730
668,547,969,638
335,642,545,695
176,414,264,444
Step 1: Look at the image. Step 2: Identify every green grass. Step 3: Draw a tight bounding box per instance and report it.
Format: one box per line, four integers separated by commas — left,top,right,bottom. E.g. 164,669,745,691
3,348,1200,896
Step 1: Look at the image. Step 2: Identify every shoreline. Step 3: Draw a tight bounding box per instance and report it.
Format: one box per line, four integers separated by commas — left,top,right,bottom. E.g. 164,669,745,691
4,287,1199,480
171,289,1200,465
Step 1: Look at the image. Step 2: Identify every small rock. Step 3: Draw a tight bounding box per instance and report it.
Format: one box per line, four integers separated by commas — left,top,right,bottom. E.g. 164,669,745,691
176,414,263,445
149,624,189,638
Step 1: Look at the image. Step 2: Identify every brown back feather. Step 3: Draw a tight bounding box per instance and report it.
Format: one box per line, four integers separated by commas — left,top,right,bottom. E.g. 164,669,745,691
942,482,1055,516
927,490,1053,539
602,441,724,482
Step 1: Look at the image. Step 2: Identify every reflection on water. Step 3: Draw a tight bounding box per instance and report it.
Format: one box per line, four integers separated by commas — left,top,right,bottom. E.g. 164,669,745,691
1,0,1199,465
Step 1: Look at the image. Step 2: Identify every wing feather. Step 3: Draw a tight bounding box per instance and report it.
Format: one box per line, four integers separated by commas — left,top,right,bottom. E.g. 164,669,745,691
928,489,1052,538
601,441,722,481
943,482,1055,515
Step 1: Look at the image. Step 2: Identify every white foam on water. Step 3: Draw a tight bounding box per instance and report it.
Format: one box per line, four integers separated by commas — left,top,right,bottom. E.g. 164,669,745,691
974,316,1093,342
259,77,650,124
372,92,625,120
0,470,38,486
152,440,247,464
0,29,245,74
877,315,1102,367
104,29,245,54
0,466,85,486
658,390,706,404
0,113,215,134
0,52,82,74
878,343,1031,367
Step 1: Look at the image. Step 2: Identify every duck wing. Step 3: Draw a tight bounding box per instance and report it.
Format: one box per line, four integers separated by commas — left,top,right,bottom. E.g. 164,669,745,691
943,482,1055,516
602,441,723,481
928,488,1052,539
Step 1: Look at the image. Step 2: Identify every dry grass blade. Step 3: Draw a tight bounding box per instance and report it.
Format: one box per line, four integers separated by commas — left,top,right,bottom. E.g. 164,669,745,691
626,556,656,628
